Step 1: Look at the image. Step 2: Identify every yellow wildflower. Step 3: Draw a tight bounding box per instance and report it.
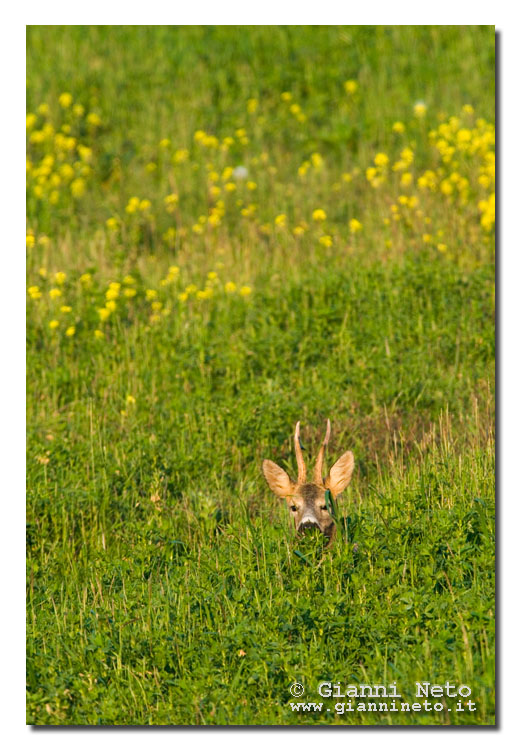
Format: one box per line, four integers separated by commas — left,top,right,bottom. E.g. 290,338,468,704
239,286,252,297
312,209,327,222
164,194,179,213
173,148,189,163
86,112,102,127
71,178,85,198
49,320,59,330
392,121,405,134
78,145,92,162
349,218,363,233
225,282,236,293
374,153,389,168
29,130,45,144
440,179,453,196
98,308,111,322
106,217,119,231
319,235,333,247
49,288,62,299
65,326,76,337
59,164,75,181
59,92,73,108
126,196,140,214
311,153,323,169
344,80,358,94
94,329,105,340
28,286,41,300
275,214,286,227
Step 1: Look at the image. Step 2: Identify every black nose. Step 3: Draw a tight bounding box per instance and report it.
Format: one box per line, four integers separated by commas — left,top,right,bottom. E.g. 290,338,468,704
298,520,321,533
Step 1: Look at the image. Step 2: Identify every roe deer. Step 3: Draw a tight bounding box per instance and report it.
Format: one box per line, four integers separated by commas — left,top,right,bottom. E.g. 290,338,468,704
262,420,354,543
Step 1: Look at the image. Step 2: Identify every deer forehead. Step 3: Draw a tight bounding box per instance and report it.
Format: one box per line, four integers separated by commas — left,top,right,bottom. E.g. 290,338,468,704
295,483,325,505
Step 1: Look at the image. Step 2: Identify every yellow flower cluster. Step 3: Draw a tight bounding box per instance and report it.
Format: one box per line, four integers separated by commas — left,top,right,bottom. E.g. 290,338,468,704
164,193,179,213
28,261,253,341
424,112,496,228
366,152,390,188
126,196,151,214
392,147,414,173
278,92,303,121
160,266,180,286
26,94,99,207
478,193,495,232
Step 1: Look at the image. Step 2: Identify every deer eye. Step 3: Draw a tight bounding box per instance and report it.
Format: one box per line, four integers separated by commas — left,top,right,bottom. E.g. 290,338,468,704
290,505,298,512
321,505,327,511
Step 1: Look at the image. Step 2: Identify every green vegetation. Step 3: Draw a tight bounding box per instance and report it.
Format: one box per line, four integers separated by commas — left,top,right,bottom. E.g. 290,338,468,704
26,25,495,725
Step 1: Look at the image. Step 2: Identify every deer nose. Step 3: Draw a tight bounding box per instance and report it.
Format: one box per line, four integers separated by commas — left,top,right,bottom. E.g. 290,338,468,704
298,518,321,533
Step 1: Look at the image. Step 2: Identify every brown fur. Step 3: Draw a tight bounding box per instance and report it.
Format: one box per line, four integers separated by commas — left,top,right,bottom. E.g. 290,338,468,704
262,420,354,544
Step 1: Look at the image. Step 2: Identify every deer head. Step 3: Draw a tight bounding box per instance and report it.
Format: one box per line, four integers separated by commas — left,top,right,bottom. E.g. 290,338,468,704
262,420,355,543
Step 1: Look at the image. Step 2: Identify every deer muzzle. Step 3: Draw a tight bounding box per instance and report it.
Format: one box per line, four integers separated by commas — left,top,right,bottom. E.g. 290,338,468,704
298,516,321,534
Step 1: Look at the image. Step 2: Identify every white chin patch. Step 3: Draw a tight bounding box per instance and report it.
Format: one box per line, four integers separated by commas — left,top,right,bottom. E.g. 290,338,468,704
299,514,320,528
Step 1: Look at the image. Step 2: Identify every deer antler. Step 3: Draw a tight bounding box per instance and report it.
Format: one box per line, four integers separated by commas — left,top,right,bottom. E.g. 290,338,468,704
313,418,331,484
294,421,307,483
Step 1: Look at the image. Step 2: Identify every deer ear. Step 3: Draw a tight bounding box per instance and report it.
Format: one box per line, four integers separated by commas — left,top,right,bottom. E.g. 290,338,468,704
325,451,355,497
262,460,296,498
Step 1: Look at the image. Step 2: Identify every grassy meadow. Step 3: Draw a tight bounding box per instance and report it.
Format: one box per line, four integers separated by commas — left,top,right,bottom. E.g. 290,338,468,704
26,26,495,725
